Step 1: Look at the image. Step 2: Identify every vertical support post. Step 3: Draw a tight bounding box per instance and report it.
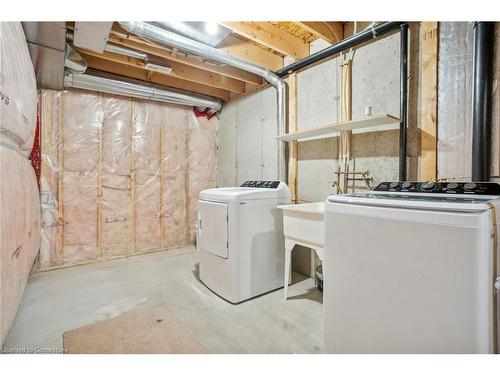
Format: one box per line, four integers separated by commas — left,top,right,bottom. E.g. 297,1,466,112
399,23,409,182
159,107,165,248
130,99,137,252
97,93,103,257
338,58,352,193
57,93,64,265
420,22,439,181
472,22,495,181
288,73,298,203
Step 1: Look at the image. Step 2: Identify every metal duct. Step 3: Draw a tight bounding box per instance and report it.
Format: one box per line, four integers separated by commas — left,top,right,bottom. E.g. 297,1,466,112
119,21,288,182
105,42,149,60
64,43,87,73
64,69,222,112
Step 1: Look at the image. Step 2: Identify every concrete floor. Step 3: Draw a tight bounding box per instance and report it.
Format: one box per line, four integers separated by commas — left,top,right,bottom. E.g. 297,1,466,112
4,246,323,354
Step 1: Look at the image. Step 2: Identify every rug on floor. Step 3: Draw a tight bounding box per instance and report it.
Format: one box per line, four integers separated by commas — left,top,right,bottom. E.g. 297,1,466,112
63,304,207,354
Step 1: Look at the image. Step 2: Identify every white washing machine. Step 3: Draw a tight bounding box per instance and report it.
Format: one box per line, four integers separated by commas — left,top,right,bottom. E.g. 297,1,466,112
324,181,500,353
197,180,291,303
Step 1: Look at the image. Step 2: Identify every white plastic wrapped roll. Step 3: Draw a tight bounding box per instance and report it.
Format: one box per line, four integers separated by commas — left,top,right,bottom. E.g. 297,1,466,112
0,146,41,345
0,22,37,156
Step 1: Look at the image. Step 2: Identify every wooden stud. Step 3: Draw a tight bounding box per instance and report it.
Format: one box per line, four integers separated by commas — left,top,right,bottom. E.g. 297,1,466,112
420,22,439,181
57,93,64,265
81,54,231,101
288,73,299,203
296,22,344,44
216,34,284,71
338,58,353,193
97,93,104,257
130,99,137,253
220,22,310,59
39,91,59,268
159,107,165,249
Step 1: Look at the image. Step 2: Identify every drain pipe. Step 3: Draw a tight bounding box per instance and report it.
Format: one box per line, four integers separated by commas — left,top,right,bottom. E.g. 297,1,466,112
472,22,495,181
399,24,409,181
64,69,222,112
119,21,288,183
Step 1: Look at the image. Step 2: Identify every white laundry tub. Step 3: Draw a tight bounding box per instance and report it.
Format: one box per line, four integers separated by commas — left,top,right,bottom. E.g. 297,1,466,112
278,202,325,299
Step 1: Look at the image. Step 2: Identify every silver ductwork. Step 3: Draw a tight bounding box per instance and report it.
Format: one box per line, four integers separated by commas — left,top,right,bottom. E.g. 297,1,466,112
64,69,222,112
64,43,87,73
104,42,149,60
119,21,288,182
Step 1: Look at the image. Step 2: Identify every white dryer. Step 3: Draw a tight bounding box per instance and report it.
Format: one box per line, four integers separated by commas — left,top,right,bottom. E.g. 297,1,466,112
324,181,500,353
197,181,291,303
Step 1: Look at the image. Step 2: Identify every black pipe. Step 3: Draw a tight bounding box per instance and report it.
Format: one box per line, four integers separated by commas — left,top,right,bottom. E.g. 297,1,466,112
471,22,495,181
399,24,409,181
275,21,404,77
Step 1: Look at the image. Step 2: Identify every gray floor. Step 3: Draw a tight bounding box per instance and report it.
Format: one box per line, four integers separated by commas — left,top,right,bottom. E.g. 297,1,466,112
4,246,323,354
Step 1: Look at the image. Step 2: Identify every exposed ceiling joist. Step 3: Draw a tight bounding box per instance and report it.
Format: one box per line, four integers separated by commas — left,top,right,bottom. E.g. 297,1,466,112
219,22,309,60
295,22,344,44
108,29,264,86
82,53,230,101
76,47,246,94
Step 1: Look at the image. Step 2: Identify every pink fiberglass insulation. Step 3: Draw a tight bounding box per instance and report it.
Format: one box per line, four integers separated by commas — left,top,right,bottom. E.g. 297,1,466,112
39,91,63,268
161,105,189,248
186,113,218,242
101,95,133,257
38,89,218,269
133,100,162,252
0,146,41,345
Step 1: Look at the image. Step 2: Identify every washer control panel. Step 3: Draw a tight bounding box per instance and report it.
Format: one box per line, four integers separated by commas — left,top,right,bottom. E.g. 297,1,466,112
374,181,500,195
241,180,281,189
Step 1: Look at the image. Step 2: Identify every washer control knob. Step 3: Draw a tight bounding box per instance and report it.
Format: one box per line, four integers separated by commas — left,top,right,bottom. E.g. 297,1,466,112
389,182,399,189
402,182,412,189
421,181,436,191
464,182,477,191
447,182,459,190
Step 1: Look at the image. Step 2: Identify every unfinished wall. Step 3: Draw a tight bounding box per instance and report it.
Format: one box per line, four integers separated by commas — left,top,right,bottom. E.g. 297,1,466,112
217,25,419,202
38,89,218,270
216,23,421,275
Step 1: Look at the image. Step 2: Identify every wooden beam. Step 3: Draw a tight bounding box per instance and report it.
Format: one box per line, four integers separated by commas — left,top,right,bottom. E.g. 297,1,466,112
216,34,283,70
420,22,438,181
81,53,230,101
296,22,344,44
220,22,309,60
107,30,264,86
76,47,245,94
288,73,298,203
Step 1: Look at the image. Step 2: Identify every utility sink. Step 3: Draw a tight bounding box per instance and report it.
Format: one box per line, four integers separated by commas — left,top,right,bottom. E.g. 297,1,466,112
278,202,325,249
278,202,325,299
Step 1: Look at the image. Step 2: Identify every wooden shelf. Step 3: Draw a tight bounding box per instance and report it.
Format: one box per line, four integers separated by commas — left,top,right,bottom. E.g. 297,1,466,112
276,113,401,142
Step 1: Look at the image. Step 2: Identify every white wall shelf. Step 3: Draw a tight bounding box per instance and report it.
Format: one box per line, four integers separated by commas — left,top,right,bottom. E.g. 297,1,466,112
276,113,401,142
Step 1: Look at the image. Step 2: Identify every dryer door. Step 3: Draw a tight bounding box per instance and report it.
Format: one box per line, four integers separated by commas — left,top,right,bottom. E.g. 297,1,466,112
198,200,228,259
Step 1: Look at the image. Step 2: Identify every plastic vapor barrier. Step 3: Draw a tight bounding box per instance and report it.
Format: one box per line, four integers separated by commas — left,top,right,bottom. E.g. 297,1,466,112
0,22,37,156
437,22,474,181
0,147,41,345
38,89,218,269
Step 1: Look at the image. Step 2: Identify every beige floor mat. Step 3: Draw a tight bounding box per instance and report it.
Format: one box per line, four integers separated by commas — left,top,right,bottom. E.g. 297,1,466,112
63,304,207,354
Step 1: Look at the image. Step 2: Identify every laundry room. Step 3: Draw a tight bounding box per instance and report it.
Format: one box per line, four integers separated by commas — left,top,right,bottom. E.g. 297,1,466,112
1,1,500,372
